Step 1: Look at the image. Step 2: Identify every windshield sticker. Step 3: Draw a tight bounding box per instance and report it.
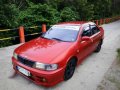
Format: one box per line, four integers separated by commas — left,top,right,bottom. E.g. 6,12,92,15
52,25,80,31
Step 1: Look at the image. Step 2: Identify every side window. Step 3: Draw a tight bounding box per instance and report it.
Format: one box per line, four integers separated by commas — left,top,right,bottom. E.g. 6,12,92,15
82,26,92,37
91,25,100,35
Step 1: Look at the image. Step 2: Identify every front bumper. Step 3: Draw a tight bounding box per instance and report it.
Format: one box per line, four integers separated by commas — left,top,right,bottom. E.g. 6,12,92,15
12,57,65,87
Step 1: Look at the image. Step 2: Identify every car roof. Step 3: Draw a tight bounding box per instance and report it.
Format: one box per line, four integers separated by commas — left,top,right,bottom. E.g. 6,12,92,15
57,21,86,26
51,21,96,32
57,21,96,26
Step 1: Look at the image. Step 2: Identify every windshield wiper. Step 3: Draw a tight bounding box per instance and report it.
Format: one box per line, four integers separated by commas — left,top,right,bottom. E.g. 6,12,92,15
40,36,51,40
52,38,64,41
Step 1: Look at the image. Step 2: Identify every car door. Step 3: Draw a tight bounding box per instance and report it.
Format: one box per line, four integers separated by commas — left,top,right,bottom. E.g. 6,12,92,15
77,25,93,63
90,25,101,51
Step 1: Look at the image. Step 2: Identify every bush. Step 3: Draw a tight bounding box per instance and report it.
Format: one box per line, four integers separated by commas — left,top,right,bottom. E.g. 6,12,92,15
60,7,79,22
0,4,19,28
19,4,61,26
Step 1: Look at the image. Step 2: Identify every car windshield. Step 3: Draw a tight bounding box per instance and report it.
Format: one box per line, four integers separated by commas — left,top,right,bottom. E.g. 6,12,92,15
41,25,80,42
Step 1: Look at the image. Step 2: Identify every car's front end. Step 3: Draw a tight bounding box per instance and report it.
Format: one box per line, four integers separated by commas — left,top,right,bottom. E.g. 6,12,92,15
12,53,65,87
11,36,74,87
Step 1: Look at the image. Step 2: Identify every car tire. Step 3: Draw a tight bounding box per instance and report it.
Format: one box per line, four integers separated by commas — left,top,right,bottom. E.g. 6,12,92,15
94,40,103,53
64,58,77,81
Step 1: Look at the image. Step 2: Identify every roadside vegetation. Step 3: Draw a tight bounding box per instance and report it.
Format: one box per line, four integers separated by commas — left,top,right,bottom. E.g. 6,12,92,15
1,0,120,28
0,0,120,47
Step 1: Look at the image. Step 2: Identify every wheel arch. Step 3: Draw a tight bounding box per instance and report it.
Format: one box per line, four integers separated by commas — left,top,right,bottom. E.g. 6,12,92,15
66,56,78,66
100,39,103,45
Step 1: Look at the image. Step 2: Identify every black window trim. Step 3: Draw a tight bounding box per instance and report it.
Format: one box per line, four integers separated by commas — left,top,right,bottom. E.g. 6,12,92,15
81,24,92,37
90,25,100,36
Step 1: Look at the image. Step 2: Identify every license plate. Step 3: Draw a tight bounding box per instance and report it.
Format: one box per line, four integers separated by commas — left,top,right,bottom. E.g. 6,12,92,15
17,66,30,76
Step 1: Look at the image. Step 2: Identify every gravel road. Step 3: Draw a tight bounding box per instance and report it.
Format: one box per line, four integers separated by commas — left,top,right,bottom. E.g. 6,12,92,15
0,20,120,90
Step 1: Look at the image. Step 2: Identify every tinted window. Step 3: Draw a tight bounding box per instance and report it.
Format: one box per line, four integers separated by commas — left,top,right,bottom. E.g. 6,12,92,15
91,25,100,35
82,26,92,37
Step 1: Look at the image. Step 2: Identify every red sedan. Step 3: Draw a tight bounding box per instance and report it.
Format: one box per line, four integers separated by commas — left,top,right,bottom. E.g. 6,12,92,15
12,21,104,87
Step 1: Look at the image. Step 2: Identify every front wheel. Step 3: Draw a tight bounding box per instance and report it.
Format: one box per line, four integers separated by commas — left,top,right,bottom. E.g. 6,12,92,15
64,59,77,81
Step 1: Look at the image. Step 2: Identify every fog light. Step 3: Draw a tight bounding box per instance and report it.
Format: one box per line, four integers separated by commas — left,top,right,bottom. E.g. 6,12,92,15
40,77,47,82
42,78,46,82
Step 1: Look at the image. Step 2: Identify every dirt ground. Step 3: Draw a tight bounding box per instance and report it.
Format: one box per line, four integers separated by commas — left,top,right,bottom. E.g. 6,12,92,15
97,56,120,90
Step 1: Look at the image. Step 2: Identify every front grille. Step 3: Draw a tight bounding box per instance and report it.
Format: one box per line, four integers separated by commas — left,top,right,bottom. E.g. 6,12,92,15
17,55,35,67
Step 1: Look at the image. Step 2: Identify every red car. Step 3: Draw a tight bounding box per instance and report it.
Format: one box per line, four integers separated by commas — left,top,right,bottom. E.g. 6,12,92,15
12,21,104,87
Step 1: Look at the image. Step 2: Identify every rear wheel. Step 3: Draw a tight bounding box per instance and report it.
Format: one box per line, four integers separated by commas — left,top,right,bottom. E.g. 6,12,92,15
64,58,77,81
94,40,103,52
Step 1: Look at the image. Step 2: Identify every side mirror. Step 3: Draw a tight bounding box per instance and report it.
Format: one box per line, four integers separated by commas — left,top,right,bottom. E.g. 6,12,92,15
81,36,93,42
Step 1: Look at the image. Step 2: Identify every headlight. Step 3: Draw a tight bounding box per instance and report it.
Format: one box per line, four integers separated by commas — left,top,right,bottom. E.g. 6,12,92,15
34,62,58,71
13,52,18,60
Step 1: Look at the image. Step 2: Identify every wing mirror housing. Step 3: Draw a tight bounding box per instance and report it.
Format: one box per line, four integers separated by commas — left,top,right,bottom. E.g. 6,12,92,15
81,36,93,42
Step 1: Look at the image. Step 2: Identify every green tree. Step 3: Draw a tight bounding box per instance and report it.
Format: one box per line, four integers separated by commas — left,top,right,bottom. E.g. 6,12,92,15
60,7,79,21
70,0,94,20
88,0,112,19
47,0,94,21
0,1,19,28
0,0,28,28
19,3,61,26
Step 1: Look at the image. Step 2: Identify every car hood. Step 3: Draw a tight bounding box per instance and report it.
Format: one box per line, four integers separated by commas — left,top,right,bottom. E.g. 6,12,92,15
15,37,73,63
